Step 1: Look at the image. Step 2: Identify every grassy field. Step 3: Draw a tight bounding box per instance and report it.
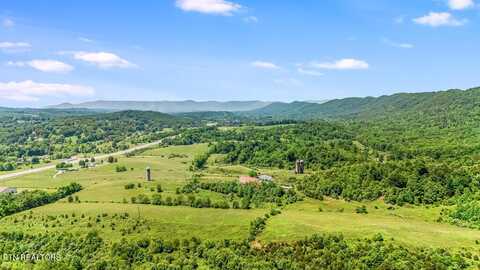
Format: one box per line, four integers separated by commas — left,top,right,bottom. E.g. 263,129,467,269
0,143,269,241
0,143,479,254
260,198,480,252
1,202,265,241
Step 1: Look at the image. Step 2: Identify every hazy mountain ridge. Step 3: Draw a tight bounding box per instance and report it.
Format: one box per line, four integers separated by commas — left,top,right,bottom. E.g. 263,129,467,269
49,100,272,113
46,87,480,124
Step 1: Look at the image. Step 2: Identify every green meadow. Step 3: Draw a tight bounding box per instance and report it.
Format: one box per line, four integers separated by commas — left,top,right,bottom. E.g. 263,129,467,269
259,198,480,251
1,202,264,241
0,143,478,256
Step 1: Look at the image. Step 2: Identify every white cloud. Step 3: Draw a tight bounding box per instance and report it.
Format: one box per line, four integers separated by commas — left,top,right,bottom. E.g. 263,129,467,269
243,16,258,23
448,0,474,10
311,58,369,70
297,68,323,77
251,61,280,70
413,12,466,27
7,60,74,73
382,38,414,49
2,18,14,28
78,37,94,43
64,51,135,69
175,0,241,15
0,42,31,53
0,80,94,102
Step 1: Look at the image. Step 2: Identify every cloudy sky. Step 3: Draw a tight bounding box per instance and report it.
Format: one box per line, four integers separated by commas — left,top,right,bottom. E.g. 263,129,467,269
1,0,480,107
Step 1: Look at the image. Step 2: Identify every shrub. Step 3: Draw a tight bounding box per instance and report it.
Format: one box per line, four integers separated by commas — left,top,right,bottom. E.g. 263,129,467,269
356,205,368,214
124,183,135,190
115,165,127,172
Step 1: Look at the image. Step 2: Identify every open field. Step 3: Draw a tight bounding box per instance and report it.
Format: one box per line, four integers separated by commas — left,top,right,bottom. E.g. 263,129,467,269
260,198,480,252
0,143,479,257
0,143,268,241
0,202,265,241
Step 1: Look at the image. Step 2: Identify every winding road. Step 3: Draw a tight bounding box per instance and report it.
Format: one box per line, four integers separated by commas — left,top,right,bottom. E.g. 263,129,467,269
0,139,167,182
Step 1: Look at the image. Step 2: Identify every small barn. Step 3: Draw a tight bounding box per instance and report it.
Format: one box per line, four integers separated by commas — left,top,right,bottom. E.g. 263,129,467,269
239,176,259,184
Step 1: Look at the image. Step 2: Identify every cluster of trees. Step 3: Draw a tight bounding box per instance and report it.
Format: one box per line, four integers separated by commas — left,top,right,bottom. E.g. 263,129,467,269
0,162,15,171
55,162,73,169
248,209,281,241
440,192,480,229
0,231,472,269
298,160,478,205
79,157,95,168
165,123,367,170
128,193,232,209
191,153,210,170
0,183,82,218
181,180,301,207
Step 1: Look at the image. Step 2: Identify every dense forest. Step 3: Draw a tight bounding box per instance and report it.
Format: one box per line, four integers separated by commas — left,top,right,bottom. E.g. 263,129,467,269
0,232,470,269
243,87,480,123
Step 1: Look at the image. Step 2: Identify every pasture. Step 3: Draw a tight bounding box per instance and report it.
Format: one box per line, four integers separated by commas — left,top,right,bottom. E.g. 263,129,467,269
0,143,478,256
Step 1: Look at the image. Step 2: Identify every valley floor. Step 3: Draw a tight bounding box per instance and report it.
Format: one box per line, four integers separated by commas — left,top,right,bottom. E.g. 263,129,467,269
0,143,478,266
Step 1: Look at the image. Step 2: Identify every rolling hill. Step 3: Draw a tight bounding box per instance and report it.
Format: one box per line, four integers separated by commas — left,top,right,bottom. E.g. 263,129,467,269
243,87,480,123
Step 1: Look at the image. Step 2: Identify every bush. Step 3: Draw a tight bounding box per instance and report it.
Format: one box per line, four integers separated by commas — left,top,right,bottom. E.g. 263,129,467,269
107,156,115,163
356,205,368,214
191,153,209,170
115,165,127,172
124,183,135,189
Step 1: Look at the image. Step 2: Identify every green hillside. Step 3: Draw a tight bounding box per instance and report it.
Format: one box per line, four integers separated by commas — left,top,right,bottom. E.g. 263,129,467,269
245,87,480,125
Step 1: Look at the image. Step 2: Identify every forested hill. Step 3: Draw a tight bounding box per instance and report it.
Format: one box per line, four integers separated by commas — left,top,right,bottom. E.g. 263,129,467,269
244,87,480,124
0,110,193,166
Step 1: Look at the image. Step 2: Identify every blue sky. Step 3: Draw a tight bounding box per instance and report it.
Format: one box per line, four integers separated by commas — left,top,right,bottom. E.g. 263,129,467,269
1,0,480,107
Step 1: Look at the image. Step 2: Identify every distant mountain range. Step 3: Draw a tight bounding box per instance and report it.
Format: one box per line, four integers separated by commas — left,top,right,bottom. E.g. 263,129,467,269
48,100,273,113
47,87,480,123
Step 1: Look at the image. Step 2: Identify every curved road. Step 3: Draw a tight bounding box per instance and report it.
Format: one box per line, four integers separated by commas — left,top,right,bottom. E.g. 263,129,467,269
0,139,167,182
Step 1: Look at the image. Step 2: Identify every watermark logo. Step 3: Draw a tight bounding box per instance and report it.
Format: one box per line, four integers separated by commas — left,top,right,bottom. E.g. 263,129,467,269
2,253,61,262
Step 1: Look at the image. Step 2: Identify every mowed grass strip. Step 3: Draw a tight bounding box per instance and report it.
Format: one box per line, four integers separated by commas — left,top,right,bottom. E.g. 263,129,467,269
0,202,265,241
260,198,480,251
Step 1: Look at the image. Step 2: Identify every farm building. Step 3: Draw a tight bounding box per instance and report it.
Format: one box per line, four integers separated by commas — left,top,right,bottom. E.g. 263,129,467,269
258,175,273,182
239,176,259,184
0,187,17,194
